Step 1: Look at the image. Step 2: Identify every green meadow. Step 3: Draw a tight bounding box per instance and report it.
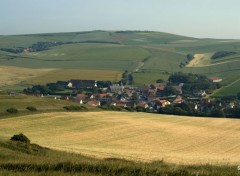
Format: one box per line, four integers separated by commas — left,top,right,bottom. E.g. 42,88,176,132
0,30,240,95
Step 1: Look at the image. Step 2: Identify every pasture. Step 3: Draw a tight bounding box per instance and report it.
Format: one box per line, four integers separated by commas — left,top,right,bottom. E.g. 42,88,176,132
1,111,240,165
213,78,240,96
0,44,150,71
1,31,240,95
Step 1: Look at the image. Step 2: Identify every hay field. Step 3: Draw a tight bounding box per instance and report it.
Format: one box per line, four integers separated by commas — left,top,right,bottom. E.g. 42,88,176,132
0,66,54,87
1,111,240,165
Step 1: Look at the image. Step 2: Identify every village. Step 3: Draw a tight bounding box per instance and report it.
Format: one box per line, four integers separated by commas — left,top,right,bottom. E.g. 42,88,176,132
23,72,240,118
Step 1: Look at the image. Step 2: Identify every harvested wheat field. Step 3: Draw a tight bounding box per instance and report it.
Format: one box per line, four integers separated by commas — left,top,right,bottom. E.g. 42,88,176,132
1,111,240,165
0,65,54,87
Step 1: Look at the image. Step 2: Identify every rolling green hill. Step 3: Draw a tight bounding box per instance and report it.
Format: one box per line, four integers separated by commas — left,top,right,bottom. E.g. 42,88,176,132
1,30,240,96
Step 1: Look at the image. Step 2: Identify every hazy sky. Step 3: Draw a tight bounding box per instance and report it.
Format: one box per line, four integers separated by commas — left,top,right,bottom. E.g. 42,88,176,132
1,0,240,39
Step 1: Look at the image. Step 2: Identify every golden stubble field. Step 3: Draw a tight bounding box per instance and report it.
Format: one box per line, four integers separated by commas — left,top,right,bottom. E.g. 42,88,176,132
0,66,54,87
0,111,240,165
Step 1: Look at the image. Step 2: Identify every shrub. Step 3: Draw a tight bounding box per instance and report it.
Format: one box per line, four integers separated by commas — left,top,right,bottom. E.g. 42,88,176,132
6,107,18,113
135,106,146,112
125,107,135,112
99,105,122,111
26,106,37,111
10,133,30,143
63,105,87,111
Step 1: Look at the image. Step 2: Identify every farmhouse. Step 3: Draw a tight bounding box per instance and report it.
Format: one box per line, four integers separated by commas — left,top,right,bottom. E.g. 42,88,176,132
208,77,223,83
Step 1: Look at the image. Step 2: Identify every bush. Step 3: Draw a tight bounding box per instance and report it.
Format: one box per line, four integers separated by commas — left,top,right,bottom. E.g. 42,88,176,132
26,106,37,111
10,133,30,143
99,105,122,111
63,105,87,111
135,106,146,112
6,107,18,113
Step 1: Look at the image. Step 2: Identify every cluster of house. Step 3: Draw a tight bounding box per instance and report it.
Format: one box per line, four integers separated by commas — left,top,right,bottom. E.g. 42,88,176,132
36,77,236,113
50,79,209,111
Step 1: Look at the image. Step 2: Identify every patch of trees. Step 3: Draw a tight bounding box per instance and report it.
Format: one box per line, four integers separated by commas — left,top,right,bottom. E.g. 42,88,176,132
30,42,64,51
97,81,112,88
186,54,194,61
164,86,177,96
46,83,65,92
128,74,133,85
0,48,24,54
158,106,188,116
169,72,204,83
179,54,194,68
1,39,120,54
24,85,52,95
121,70,128,85
121,70,133,85
168,72,216,94
63,105,88,111
211,51,236,60
158,104,225,117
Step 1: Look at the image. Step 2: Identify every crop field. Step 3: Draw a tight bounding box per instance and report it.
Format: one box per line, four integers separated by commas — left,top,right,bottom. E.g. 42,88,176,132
0,111,240,165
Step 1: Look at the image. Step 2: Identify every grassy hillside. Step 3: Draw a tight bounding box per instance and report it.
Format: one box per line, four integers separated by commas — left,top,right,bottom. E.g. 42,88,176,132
0,94,79,117
1,111,240,165
1,31,240,95
0,139,239,176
